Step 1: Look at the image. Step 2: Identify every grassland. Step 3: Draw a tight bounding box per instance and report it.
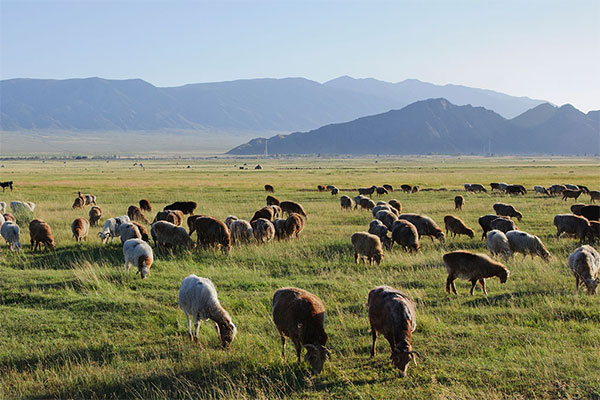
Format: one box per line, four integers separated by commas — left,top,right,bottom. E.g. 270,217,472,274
0,156,599,399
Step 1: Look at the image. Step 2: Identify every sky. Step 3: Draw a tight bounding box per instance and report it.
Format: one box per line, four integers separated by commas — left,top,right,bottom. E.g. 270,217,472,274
1,0,599,111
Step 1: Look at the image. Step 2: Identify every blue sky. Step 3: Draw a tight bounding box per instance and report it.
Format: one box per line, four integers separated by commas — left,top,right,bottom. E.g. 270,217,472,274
1,0,599,111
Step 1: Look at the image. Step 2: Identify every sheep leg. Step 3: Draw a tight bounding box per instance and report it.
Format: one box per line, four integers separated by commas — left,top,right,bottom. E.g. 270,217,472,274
450,280,458,295
185,313,193,342
294,340,302,363
478,279,487,296
370,328,377,358
446,275,456,294
193,315,200,344
522,254,527,262
354,252,359,264
469,280,477,296
575,276,580,291
280,334,286,358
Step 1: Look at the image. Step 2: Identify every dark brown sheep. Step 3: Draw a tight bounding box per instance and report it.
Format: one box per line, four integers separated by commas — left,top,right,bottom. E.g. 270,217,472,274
358,185,377,197
571,203,586,215
383,184,394,192
266,195,280,206
317,185,326,192
127,205,149,224
493,203,523,221
443,250,510,295
88,206,102,227
562,189,584,201
398,213,445,243
72,195,85,209
411,185,420,193
284,213,305,239
490,217,518,233
251,206,275,222
454,195,464,210
444,215,474,239
163,201,197,215
400,184,412,193
280,201,307,219
29,219,55,251
154,210,184,226
265,184,275,193
554,214,594,243
187,214,207,235
139,199,152,212
505,185,526,195
580,205,600,222
391,219,419,252
589,190,600,203
388,199,402,213
193,216,231,254
376,186,388,197
132,221,150,242
478,214,498,240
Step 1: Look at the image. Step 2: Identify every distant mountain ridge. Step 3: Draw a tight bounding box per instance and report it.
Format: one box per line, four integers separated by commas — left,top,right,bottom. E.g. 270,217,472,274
227,99,600,155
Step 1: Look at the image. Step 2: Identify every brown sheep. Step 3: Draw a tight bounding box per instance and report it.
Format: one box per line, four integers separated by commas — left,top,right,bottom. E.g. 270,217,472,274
251,206,275,222
187,214,207,235
351,232,384,265
88,206,102,227
398,213,445,243
3,213,16,223
454,195,464,210
562,189,584,201
376,186,388,197
554,214,594,243
280,201,307,219
490,217,518,234
139,199,152,212
72,195,85,209
127,205,149,224
391,219,419,252
132,221,150,242
368,286,419,378
443,250,510,295
359,197,376,211
154,210,184,226
284,213,305,239
163,201,197,215
411,185,420,193
590,190,600,203
266,195,280,206
358,185,377,197
444,215,474,239
478,214,499,240
71,218,90,242
272,287,330,375
29,219,55,251
151,220,195,250
388,199,402,213
590,221,600,242
193,216,231,254
317,185,326,192
571,203,586,215
400,184,412,193
493,203,523,221
265,184,275,193
383,184,394,192
251,218,275,243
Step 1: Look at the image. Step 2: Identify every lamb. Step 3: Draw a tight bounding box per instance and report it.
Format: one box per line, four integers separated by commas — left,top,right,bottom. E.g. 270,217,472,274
280,201,307,219
131,221,150,242
1,221,21,252
580,205,600,222
72,195,85,209
376,186,388,197
10,201,35,213
151,220,195,250
123,238,153,279
230,219,253,244
568,245,600,294
71,218,90,242
454,195,464,210
553,214,594,242
351,232,384,265
118,222,142,244
251,218,275,243
490,217,518,234
139,199,152,212
486,230,511,260
265,184,275,193
358,185,377,197
368,219,392,250
398,213,445,243
284,213,305,239
493,203,523,221
251,206,275,222
391,219,419,252
562,189,584,201
376,209,398,230
506,230,551,262
589,190,600,203
443,250,510,295
534,185,550,196
179,275,237,347
443,215,474,239
98,216,131,243
388,199,402,213
340,195,355,210
29,219,55,251
88,206,102,226
163,201,197,215
272,287,330,375
359,197,376,211
367,286,419,378
479,214,499,240
549,184,566,196
266,195,280,206
193,216,231,254
571,203,586,215
127,205,149,224
383,184,394,192
224,215,238,230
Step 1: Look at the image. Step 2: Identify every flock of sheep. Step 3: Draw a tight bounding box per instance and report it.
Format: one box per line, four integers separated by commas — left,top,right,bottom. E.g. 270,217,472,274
0,179,599,378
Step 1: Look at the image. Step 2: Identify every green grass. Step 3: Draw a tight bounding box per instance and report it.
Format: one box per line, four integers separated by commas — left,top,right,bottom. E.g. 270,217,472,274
0,156,599,399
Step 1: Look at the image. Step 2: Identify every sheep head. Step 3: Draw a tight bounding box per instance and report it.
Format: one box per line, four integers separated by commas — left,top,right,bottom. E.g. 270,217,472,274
303,344,330,375
215,320,237,348
498,268,510,284
435,231,446,243
391,343,419,378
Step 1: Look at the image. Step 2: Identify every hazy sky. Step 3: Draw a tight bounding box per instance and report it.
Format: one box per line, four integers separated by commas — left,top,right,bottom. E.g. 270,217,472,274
1,0,599,111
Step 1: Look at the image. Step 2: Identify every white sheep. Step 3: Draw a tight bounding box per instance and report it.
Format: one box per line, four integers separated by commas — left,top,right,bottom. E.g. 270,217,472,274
84,194,96,205
506,230,551,261
1,221,21,252
230,219,253,244
10,201,35,213
0,213,5,229
118,222,142,244
123,238,153,278
178,274,237,347
568,245,600,294
486,230,511,260
225,215,238,230
99,216,131,243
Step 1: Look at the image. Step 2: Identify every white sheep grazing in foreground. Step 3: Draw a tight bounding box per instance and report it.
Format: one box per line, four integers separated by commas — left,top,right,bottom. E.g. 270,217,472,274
123,238,154,279
99,216,131,243
1,221,21,252
118,222,142,244
568,245,600,294
506,230,551,262
486,230,511,260
178,275,237,348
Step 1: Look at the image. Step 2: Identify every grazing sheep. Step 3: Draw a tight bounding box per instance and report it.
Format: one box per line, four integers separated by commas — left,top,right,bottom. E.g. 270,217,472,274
266,195,280,206
123,238,153,279
554,214,594,242
29,219,55,251
251,206,275,222
118,222,142,244
224,215,238,230
368,219,392,250
179,275,237,347
589,190,600,203
151,220,195,250
71,218,90,242
193,216,231,254
353,195,366,209
1,221,21,252
388,199,402,213
411,185,420,193
549,184,567,196
486,230,511,260
358,185,377,197
154,210,184,226
317,185,326,192
187,214,207,235
351,232,384,265
505,185,526,195
127,205,149,224
325,185,335,191
330,187,339,195
131,221,149,242
376,209,398,230
72,195,85,209
273,218,287,240
83,194,97,205
359,197,376,211
564,184,580,191
280,201,307,219
163,201,197,215
139,199,152,212
443,251,510,295
443,215,474,239
3,213,16,223
251,218,275,243
577,185,590,194
284,213,305,239
454,195,464,210
10,201,35,213
270,205,282,218
568,245,600,294
506,230,551,261
340,195,355,210
490,217,518,233
490,182,508,192
272,287,330,375
580,205,600,222
265,184,275,193
391,219,419,252
590,221,600,242
401,184,412,193
534,185,551,196
89,206,102,226
383,184,394,192
398,213,445,243
372,204,392,218
478,214,499,240
466,183,487,193
493,203,523,221
571,203,586,215
368,286,419,378
230,219,253,244
376,186,388,197
562,189,584,201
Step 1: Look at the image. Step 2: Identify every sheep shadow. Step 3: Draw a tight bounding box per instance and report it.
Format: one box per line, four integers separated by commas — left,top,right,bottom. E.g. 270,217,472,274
16,244,123,270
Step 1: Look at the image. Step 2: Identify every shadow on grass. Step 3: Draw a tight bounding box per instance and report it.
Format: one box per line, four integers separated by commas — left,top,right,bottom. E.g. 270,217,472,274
14,244,123,270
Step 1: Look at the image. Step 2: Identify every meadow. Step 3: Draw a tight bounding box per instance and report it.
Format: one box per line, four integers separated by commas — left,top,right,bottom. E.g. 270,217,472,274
0,156,599,400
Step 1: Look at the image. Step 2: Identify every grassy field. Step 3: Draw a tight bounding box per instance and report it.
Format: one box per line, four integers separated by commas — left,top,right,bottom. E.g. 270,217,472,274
0,156,599,399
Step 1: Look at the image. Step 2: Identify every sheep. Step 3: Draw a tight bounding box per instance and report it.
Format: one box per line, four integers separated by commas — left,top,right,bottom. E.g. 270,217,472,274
151,220,195,250
230,219,253,244
478,214,499,240
589,190,600,203
490,182,508,192
580,205,600,222
376,209,398,230
0,213,4,230
273,218,287,240
454,195,464,210
71,218,90,242
490,217,518,233
391,219,419,252
139,199,152,212
358,185,377,197
4,213,16,223
284,213,305,239
89,206,102,226
383,184,394,192
506,230,551,262
272,287,330,375
577,185,590,194
372,204,393,218
549,184,566,196
398,213,445,243
562,189,584,201
29,219,55,251
132,221,150,242
0,201,5,214
280,201,307,219
187,214,207,235
251,206,275,222
368,219,392,250
493,203,523,221
154,210,184,226
270,205,282,218
1,221,21,252
224,215,238,230
351,232,384,265
118,222,142,244
10,200,35,213
564,184,580,191
401,184,412,193
123,238,153,279
388,199,402,213
486,230,511,260
443,250,510,295
443,215,474,239
534,185,550,196
353,195,366,209
571,203,586,215
376,186,388,197
163,201,197,215
411,185,420,193
98,216,131,243
179,275,237,347
359,197,376,211
466,183,486,193
83,194,96,205
331,187,339,195
317,185,326,192
505,185,526,195
553,214,594,242
266,195,280,206
265,184,275,193
72,195,85,209
193,216,231,254
568,245,600,294
340,195,355,210
127,205,148,224
368,286,419,377
251,218,275,243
